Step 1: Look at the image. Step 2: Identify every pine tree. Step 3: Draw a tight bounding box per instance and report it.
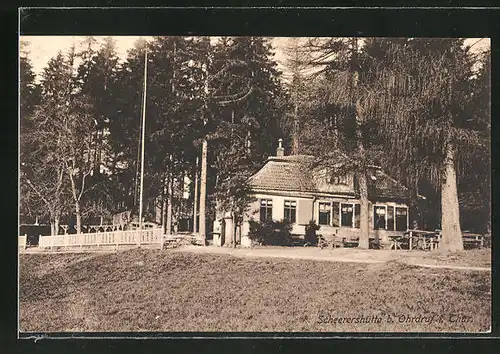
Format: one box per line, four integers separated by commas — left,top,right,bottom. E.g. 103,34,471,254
20,40,41,124
457,49,491,234
107,39,149,217
148,36,207,232
296,37,373,248
108,37,207,231
21,50,78,233
74,36,121,222
26,46,98,233
20,40,44,225
356,38,489,252
281,37,312,154
207,37,284,246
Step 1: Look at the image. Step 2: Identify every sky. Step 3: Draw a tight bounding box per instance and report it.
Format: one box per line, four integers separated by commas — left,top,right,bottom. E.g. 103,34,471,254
20,36,490,82
20,36,291,81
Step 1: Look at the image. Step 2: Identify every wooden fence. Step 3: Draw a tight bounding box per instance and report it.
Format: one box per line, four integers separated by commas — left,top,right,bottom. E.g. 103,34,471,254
19,235,27,250
38,228,164,250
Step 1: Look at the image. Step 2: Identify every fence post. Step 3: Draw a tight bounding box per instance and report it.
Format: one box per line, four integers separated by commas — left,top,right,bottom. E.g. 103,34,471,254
24,234,27,250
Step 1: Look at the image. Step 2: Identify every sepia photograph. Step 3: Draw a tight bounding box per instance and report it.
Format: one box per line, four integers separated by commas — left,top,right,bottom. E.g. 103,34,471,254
18,34,491,334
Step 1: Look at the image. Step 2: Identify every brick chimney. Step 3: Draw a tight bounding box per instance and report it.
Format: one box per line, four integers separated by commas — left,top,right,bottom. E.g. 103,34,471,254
276,138,284,157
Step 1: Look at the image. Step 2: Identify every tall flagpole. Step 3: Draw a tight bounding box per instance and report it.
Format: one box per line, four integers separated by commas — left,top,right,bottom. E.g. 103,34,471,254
138,47,148,230
198,60,209,245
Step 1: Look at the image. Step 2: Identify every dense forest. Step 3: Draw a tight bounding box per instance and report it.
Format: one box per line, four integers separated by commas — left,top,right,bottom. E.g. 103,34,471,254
19,37,490,251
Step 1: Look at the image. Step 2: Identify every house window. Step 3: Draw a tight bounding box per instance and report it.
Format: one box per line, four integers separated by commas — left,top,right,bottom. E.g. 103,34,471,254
374,205,386,230
395,207,408,231
354,204,360,228
260,199,273,222
330,174,348,185
332,202,340,227
319,202,331,225
387,206,395,230
284,200,297,223
341,203,354,227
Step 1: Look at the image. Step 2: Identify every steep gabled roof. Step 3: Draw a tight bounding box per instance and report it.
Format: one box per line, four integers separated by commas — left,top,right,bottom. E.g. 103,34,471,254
248,155,318,193
366,168,410,200
248,153,411,200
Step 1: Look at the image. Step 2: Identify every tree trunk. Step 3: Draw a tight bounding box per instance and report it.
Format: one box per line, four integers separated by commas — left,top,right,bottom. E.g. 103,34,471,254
54,213,60,236
350,37,370,250
75,201,82,234
193,156,199,234
199,138,208,244
440,142,464,252
246,131,251,156
161,175,168,233
223,213,233,247
232,215,237,248
233,218,240,248
97,129,103,174
332,116,339,148
92,130,99,173
292,101,299,155
50,215,56,236
166,172,173,235
68,171,82,234
358,172,370,249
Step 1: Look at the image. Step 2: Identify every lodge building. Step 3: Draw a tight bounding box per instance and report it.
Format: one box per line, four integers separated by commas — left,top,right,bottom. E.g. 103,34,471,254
215,139,413,247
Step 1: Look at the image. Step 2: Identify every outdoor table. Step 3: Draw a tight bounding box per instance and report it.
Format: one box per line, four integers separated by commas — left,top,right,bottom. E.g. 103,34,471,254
417,234,439,250
430,235,440,250
406,230,440,251
388,235,403,250
406,230,422,250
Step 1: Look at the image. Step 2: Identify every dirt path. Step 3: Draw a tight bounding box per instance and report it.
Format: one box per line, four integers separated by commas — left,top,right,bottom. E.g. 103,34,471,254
172,245,386,264
172,245,491,272
20,244,491,272
403,263,491,271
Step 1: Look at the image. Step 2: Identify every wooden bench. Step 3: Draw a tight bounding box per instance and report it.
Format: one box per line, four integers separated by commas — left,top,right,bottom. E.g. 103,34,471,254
462,233,484,249
332,236,345,248
406,230,485,250
290,234,306,246
343,236,359,248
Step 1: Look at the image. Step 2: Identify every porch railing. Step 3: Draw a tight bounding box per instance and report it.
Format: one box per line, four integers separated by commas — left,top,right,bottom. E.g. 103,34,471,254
19,234,27,250
38,228,164,250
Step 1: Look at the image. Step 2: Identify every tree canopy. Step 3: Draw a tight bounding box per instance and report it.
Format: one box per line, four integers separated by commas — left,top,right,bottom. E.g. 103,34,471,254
19,37,490,247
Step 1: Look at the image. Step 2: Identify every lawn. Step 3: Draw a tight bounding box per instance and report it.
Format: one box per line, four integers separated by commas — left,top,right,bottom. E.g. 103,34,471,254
19,248,491,333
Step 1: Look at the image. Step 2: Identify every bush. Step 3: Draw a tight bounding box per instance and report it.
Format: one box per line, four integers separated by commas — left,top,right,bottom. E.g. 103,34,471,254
304,220,321,245
248,219,293,246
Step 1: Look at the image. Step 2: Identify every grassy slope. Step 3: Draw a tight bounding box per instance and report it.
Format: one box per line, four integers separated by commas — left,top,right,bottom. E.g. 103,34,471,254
420,249,491,268
19,249,491,332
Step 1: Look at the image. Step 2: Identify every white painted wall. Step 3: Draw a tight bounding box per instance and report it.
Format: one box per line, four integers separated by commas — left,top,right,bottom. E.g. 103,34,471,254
240,192,409,243
242,192,314,236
